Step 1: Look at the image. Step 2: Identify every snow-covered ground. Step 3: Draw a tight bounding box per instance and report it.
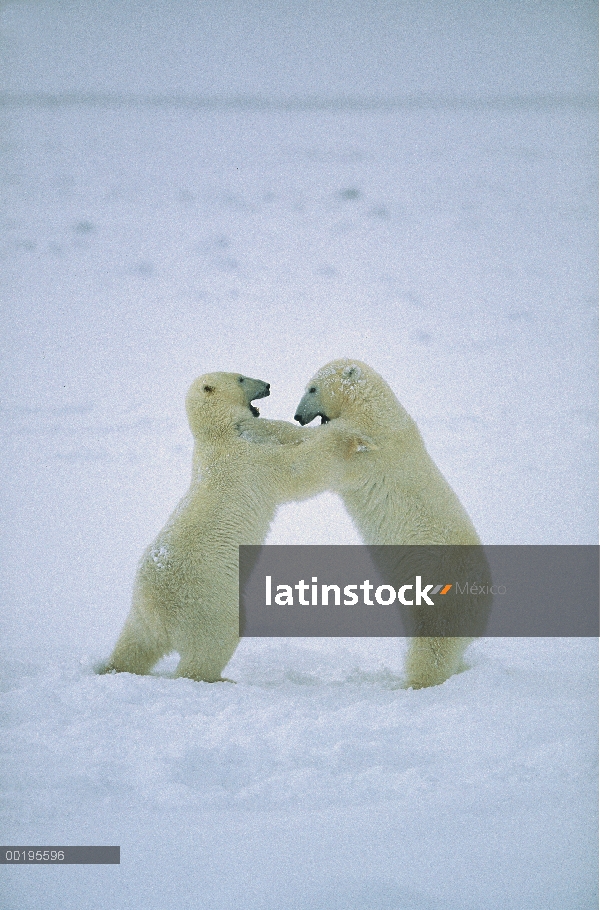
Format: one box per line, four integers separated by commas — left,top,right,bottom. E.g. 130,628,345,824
0,2,597,908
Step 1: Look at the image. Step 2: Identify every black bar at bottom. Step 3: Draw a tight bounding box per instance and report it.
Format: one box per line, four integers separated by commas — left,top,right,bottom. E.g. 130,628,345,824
1,847,120,864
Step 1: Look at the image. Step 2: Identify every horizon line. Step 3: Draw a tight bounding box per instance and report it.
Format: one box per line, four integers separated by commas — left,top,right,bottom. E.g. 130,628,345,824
0,92,596,112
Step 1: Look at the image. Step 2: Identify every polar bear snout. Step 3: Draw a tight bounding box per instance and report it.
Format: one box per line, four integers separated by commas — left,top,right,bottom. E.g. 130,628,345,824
294,388,330,425
246,377,271,417
249,380,270,401
240,376,270,402
244,378,270,417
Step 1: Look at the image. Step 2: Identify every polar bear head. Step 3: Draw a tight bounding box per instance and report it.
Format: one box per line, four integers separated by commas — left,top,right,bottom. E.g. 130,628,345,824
294,359,404,430
186,372,270,440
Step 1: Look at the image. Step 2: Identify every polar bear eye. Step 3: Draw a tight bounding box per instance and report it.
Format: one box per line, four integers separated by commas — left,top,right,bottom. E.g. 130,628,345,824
238,377,245,383
203,385,215,393
309,387,317,394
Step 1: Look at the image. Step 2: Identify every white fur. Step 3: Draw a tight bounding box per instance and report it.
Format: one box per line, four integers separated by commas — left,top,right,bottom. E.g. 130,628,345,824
102,372,368,682
297,359,489,688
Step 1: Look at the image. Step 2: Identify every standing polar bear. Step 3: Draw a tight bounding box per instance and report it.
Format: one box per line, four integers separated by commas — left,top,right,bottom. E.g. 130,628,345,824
294,359,490,688
102,372,370,682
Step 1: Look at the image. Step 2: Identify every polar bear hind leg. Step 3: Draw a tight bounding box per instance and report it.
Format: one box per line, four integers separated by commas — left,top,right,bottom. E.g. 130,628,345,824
175,639,239,682
404,637,473,689
102,618,169,675
102,589,171,675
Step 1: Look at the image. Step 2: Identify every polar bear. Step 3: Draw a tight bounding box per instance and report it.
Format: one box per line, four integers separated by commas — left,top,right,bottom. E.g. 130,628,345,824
294,359,490,688
101,372,369,682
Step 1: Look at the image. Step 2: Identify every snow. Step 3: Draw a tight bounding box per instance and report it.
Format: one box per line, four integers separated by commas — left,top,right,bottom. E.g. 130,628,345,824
1,641,598,909
0,2,597,908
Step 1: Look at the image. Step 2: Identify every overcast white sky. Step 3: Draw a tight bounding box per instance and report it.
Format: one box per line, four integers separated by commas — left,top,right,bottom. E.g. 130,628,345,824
0,0,597,100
